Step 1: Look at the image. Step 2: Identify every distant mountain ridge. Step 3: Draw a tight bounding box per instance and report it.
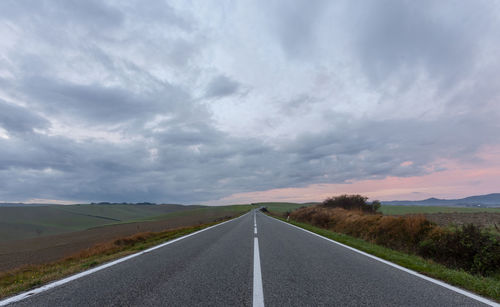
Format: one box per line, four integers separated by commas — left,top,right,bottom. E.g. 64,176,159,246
382,193,500,207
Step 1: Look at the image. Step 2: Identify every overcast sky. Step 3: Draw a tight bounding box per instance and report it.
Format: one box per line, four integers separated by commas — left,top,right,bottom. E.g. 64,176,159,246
1,0,500,204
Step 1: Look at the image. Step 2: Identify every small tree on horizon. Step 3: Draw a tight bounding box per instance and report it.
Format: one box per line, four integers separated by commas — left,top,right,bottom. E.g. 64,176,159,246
322,194,380,213
371,200,381,213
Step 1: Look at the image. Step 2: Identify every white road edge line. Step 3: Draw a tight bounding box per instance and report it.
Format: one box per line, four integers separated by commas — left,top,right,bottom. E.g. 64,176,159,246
264,213,499,307
253,211,265,307
0,211,251,307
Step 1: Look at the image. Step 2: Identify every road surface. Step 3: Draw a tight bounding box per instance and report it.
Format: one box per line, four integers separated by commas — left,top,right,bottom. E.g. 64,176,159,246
2,210,496,306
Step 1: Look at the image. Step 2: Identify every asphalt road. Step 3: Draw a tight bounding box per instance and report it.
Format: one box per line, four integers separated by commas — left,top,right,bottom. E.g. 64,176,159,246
3,210,496,306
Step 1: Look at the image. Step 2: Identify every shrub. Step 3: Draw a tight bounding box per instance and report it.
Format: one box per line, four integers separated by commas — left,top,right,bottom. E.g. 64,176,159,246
418,224,500,275
322,194,380,213
373,214,434,251
290,206,433,252
289,205,500,277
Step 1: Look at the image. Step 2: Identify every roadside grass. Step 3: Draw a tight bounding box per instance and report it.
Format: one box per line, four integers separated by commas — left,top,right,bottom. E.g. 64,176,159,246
0,213,246,300
270,215,500,302
380,205,500,215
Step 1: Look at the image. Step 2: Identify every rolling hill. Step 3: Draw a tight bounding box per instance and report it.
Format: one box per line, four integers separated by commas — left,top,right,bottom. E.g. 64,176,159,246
382,193,500,207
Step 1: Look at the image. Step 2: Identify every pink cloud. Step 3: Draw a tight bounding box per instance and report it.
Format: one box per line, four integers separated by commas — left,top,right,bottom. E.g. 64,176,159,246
208,146,500,205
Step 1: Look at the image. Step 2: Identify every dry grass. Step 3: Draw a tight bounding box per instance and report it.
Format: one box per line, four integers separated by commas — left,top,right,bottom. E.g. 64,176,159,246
291,206,432,252
289,205,500,276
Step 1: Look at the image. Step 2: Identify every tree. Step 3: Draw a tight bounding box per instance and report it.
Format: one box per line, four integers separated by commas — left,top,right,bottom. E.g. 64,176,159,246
322,194,380,213
371,200,381,213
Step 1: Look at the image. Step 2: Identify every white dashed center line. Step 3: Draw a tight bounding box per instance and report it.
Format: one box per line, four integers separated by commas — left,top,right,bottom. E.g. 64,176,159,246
253,210,265,307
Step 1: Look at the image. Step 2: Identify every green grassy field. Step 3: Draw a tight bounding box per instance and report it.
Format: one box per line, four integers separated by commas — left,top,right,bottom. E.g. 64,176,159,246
0,204,250,242
380,205,500,215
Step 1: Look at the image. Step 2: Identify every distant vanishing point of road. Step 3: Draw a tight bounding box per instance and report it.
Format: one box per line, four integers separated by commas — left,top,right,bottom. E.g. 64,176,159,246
1,210,496,306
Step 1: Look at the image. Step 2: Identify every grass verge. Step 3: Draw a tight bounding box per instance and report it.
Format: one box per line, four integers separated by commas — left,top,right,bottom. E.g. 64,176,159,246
270,214,500,302
0,214,243,300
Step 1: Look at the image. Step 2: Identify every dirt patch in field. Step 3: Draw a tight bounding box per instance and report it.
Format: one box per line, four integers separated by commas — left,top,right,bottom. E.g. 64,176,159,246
420,212,500,228
0,211,236,272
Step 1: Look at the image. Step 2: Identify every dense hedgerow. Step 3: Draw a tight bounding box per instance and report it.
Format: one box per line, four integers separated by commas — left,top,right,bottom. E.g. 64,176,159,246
290,205,500,276
418,224,500,275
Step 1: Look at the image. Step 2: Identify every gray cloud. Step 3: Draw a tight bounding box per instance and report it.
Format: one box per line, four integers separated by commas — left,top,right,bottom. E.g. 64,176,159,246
2,109,495,203
19,76,189,125
267,0,329,58
204,75,241,98
351,0,497,88
0,100,49,135
0,1,499,203
280,94,318,116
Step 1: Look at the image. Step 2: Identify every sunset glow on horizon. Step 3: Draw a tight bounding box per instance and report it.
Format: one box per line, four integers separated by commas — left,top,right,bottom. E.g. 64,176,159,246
211,146,500,205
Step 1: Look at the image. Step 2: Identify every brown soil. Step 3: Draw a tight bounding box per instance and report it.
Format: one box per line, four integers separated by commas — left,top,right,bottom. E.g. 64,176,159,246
422,212,500,229
0,211,235,272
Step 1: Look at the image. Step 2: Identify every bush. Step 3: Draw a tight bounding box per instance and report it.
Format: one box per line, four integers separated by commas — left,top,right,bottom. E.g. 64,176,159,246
373,214,434,251
322,194,380,213
418,224,500,275
290,205,500,277
290,206,432,252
